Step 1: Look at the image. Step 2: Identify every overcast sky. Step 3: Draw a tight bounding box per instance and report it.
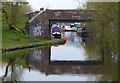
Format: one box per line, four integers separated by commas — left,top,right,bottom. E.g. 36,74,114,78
27,0,83,11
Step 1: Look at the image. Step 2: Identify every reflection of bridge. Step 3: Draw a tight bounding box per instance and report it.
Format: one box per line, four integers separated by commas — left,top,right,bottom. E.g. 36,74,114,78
50,61,103,65
26,47,104,75
26,9,96,39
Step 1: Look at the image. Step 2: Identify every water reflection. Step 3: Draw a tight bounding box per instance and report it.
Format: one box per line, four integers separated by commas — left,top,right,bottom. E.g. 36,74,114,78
26,47,102,75
1,57,25,81
1,32,118,81
25,47,50,73
24,46,103,81
51,32,102,61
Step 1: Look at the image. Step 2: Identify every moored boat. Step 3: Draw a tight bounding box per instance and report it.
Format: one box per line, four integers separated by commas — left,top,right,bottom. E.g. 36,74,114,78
51,24,61,38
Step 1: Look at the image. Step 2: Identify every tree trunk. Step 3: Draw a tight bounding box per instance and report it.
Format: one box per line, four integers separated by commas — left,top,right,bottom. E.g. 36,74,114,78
2,8,22,31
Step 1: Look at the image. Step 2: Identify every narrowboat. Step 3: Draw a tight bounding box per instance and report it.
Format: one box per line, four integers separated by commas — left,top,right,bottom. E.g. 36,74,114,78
51,24,61,38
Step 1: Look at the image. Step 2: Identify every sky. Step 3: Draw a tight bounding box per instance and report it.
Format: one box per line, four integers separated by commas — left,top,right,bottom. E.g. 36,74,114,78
27,0,83,11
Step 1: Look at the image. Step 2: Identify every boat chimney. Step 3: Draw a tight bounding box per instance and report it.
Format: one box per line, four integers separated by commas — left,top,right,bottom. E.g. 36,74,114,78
40,8,44,11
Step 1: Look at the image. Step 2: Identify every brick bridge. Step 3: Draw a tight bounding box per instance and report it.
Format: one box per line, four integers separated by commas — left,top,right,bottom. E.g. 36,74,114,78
26,9,96,39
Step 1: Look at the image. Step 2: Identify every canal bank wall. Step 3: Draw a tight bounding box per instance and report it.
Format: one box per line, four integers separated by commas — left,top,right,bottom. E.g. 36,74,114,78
2,39,66,53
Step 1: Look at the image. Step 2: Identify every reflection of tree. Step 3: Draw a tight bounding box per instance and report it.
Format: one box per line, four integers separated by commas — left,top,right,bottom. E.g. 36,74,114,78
96,53,118,81
78,34,118,81
80,36,102,60
1,53,28,82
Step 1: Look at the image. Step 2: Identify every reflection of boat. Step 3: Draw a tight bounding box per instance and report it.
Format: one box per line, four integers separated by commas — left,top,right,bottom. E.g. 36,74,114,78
51,24,61,38
64,40,71,45
77,32,88,37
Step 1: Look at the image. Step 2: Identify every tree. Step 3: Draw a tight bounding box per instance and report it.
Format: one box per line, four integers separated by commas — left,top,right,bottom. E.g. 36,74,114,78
2,0,32,31
84,2,118,53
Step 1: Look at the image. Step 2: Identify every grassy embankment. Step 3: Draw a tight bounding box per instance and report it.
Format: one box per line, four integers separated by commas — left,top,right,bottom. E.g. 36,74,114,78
2,12,45,48
2,49,30,67
2,13,64,49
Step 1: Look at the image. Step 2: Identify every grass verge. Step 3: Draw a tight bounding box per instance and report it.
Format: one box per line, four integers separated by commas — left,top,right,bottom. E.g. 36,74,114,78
2,29,46,49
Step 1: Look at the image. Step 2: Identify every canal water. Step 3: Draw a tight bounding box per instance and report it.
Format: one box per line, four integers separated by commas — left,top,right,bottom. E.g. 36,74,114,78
0,32,118,81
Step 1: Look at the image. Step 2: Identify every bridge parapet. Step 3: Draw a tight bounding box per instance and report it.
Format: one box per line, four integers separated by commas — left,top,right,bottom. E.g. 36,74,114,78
46,9,90,20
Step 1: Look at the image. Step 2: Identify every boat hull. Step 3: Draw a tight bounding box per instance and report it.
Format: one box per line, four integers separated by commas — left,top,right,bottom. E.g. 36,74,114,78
52,34,61,39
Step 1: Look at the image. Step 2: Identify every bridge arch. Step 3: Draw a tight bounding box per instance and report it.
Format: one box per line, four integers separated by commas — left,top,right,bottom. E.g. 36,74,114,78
26,9,96,39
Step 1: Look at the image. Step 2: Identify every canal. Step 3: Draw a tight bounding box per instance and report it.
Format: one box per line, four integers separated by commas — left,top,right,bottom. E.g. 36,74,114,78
0,32,118,81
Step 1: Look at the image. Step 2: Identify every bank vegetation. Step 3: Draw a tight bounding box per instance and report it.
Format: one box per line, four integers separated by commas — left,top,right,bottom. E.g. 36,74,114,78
79,2,118,54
